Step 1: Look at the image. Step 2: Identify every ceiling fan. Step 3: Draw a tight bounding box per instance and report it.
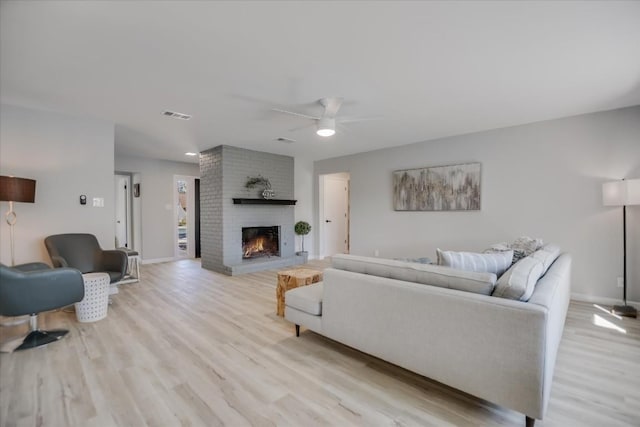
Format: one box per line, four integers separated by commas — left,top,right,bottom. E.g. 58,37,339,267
272,97,372,137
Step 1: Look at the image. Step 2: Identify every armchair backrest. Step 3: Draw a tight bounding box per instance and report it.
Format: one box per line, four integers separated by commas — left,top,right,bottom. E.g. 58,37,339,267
45,233,103,273
0,263,84,317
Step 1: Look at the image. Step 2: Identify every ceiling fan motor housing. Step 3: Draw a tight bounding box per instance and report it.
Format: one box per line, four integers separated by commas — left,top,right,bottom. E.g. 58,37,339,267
317,117,336,137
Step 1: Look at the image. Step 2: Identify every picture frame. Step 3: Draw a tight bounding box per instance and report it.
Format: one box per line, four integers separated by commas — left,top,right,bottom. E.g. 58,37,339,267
393,162,481,211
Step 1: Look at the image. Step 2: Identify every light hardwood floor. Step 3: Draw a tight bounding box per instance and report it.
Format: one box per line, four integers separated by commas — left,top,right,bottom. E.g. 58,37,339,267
1,259,639,426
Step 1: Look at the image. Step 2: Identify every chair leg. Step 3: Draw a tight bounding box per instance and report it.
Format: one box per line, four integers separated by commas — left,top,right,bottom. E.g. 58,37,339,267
14,314,69,351
525,416,535,427
295,324,300,337
134,256,140,281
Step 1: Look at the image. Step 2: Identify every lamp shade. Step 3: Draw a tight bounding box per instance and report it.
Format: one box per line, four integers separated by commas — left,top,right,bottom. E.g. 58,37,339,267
0,176,36,203
603,179,640,206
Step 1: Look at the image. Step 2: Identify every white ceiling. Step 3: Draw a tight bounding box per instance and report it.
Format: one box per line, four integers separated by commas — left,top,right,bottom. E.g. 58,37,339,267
2,1,639,164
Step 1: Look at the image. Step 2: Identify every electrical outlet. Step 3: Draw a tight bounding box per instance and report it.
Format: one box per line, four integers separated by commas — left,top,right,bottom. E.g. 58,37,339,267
617,277,624,288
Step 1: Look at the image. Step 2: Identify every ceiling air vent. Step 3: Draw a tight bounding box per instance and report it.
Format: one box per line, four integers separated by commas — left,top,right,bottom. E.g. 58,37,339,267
276,137,296,143
163,110,192,120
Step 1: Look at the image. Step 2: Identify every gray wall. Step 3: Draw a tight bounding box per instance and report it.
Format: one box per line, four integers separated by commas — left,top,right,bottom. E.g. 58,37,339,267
114,155,200,262
200,145,295,273
0,104,115,264
315,106,640,303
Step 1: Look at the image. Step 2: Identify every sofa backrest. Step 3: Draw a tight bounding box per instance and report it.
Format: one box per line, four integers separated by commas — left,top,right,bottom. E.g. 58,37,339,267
332,254,497,295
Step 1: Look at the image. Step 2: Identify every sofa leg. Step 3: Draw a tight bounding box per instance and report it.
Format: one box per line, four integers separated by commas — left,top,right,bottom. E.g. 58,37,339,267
295,325,300,337
525,416,535,427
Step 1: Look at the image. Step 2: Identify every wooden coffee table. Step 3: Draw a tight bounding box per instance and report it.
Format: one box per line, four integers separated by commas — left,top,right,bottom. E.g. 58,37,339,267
276,268,323,317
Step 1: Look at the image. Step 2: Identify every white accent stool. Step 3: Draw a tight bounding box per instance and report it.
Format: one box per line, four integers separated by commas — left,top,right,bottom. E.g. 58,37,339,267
116,248,140,284
76,272,110,322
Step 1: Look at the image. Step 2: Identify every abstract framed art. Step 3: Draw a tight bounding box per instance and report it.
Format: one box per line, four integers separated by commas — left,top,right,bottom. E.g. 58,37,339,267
393,162,481,211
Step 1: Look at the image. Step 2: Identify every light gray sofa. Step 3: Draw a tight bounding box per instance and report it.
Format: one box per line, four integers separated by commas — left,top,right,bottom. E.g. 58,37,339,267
284,253,571,426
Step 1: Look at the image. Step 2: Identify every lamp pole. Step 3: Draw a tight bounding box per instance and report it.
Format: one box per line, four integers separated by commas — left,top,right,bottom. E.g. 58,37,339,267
5,200,17,266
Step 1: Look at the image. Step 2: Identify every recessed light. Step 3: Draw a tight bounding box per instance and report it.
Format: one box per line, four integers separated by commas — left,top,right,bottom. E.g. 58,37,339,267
163,110,192,120
185,152,198,156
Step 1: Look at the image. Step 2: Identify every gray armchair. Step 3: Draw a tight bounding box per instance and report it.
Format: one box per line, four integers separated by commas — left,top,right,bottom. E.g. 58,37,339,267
45,233,127,283
0,262,84,351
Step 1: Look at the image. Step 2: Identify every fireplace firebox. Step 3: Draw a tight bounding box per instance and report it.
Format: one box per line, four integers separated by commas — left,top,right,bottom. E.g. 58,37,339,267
242,226,280,259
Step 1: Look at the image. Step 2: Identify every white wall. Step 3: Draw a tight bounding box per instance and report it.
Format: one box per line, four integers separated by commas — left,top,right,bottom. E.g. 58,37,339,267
315,106,640,303
0,104,115,265
294,156,315,257
114,155,199,262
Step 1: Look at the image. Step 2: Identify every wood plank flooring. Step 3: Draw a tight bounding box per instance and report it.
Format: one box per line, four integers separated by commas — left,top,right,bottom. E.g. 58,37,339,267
1,259,639,426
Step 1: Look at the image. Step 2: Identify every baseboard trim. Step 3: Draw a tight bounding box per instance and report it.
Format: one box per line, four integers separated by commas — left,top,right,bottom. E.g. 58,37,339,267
141,257,176,265
571,293,640,309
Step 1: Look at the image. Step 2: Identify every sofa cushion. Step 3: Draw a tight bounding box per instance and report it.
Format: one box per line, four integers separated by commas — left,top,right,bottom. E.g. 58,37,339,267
332,254,497,295
492,256,544,301
530,244,561,275
437,249,513,277
285,282,323,315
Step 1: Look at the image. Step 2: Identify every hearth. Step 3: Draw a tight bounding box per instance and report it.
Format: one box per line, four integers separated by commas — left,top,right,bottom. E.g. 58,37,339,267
242,226,280,259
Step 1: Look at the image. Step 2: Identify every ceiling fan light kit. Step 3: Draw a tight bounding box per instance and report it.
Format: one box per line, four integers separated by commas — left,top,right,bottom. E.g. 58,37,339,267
317,117,336,137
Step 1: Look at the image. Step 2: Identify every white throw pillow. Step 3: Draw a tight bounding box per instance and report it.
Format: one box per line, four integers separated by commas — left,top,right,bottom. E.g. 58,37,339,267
437,249,513,277
492,256,545,301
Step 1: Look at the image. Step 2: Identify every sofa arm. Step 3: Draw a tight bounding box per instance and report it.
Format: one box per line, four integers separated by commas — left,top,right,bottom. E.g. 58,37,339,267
102,250,128,276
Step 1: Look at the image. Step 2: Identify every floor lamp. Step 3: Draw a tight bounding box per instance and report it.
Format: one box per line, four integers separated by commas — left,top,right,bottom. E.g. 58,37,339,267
603,178,640,318
0,176,36,266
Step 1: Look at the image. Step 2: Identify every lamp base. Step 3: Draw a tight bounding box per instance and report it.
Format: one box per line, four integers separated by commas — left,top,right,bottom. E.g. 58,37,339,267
611,304,638,318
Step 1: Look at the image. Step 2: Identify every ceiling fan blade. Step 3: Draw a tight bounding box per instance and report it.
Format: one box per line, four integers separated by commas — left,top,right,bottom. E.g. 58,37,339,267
338,115,382,124
271,108,320,120
320,97,344,117
288,122,316,132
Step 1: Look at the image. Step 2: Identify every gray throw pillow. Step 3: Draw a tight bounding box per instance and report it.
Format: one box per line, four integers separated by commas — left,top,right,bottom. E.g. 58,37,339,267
492,256,544,301
530,244,561,275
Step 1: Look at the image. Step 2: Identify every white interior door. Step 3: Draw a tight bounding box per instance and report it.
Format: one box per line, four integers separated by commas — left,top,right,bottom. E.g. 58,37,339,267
323,175,349,257
114,174,131,248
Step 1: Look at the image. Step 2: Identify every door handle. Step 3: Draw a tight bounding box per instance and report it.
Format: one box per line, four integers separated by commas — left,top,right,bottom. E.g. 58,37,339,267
325,220,332,223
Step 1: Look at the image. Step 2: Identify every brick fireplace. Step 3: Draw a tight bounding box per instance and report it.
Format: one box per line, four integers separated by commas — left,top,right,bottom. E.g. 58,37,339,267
199,145,305,275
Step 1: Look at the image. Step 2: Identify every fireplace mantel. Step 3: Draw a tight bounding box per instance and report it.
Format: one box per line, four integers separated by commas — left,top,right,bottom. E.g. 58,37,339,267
232,198,297,205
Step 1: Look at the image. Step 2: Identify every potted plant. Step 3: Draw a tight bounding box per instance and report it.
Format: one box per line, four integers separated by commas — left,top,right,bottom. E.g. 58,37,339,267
294,221,311,254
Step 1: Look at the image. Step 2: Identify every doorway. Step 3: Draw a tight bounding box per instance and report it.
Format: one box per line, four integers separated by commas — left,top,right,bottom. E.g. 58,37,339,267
174,175,198,259
319,172,350,258
114,173,132,249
